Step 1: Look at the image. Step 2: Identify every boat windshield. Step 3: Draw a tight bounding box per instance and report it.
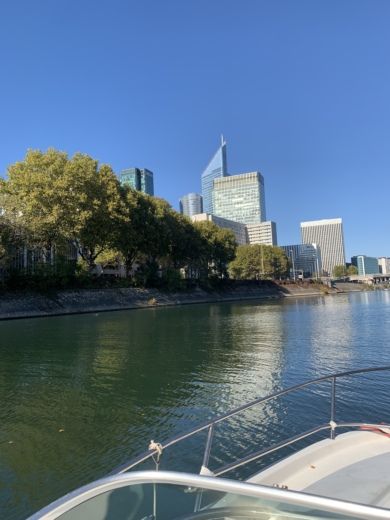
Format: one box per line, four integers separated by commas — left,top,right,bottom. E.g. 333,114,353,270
28,471,390,520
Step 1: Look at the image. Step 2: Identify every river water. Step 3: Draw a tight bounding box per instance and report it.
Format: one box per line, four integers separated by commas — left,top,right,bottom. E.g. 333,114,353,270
1,291,390,519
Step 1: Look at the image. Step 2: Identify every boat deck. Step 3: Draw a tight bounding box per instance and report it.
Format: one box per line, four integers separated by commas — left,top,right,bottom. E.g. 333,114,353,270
249,430,390,508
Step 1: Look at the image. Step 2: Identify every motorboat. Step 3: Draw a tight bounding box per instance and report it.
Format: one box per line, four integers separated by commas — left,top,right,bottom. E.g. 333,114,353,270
27,367,390,519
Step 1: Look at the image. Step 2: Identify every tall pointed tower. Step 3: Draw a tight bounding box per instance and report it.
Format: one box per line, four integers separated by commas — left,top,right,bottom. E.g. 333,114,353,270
201,136,228,214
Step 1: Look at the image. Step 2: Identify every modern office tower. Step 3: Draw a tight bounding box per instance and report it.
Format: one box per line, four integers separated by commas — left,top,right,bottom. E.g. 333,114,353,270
191,213,248,245
213,171,266,225
378,257,390,275
201,136,228,214
179,193,203,217
246,221,277,246
120,167,154,195
280,244,322,279
351,255,379,276
300,218,345,277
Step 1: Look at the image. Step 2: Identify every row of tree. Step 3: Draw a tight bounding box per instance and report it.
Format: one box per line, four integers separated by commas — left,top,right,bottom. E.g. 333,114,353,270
0,149,291,289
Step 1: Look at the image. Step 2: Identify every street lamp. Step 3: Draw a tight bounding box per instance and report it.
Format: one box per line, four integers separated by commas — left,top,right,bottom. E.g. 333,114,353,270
290,249,296,281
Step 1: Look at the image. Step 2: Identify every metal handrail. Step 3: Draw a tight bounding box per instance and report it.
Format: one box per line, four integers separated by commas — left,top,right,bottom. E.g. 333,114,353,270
27,470,390,520
111,366,390,477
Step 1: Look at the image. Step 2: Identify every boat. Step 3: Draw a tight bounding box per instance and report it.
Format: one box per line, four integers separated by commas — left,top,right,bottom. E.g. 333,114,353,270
27,367,390,519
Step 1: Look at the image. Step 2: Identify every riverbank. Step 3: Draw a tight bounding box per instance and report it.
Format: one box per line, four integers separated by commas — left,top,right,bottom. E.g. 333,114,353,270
0,282,346,320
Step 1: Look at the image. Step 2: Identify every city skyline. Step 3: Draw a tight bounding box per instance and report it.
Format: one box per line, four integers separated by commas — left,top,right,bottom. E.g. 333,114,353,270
1,1,390,259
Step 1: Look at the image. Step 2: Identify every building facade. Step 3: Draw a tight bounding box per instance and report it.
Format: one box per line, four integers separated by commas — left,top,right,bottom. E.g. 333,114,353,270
201,137,228,214
378,257,390,275
191,213,247,246
179,193,203,217
213,171,266,225
120,167,154,196
246,221,277,246
351,255,379,276
280,244,322,279
300,218,345,277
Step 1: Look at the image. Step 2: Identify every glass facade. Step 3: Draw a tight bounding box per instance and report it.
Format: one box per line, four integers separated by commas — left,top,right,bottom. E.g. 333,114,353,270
201,138,228,214
352,255,379,276
179,193,203,217
280,243,322,278
301,218,345,277
191,213,247,245
120,167,154,196
213,171,266,225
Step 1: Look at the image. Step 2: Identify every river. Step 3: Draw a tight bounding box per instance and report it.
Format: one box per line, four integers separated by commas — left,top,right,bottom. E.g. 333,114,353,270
1,291,390,519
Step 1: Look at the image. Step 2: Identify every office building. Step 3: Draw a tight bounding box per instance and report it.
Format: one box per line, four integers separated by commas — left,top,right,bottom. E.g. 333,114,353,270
213,171,266,225
179,193,203,217
246,221,277,246
378,257,390,275
351,255,379,276
300,218,345,277
280,244,322,279
120,167,154,196
191,213,247,246
201,136,228,214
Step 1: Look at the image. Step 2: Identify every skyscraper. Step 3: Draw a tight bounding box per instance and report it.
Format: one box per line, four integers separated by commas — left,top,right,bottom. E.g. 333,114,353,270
213,171,266,225
201,136,228,214
300,218,345,277
120,167,154,196
179,193,203,217
246,221,277,245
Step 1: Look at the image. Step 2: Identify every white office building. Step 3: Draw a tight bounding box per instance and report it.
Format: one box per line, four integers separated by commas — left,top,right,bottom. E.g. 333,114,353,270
378,257,390,275
246,221,277,246
191,213,248,245
300,218,345,277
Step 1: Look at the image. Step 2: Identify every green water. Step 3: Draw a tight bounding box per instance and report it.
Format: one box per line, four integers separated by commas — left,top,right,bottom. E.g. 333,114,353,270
1,291,390,519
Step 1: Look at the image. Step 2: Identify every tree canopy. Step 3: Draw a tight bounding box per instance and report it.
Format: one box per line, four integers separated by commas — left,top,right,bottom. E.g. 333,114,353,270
229,244,289,280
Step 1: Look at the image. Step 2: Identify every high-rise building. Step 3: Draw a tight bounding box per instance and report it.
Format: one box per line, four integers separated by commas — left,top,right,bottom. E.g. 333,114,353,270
378,257,390,275
300,218,345,277
213,171,266,225
201,136,228,214
120,167,154,196
280,244,322,278
246,221,277,246
179,193,203,217
351,255,379,276
191,213,248,245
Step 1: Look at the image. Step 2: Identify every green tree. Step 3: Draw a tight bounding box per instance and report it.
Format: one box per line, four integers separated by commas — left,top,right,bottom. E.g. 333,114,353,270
347,265,358,275
333,265,347,278
229,244,289,280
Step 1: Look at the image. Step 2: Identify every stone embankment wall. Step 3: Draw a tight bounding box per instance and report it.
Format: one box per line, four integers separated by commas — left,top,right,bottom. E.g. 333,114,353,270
0,282,339,321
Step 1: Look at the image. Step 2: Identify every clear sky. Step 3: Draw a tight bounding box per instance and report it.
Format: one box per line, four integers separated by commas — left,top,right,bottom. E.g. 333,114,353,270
1,0,389,260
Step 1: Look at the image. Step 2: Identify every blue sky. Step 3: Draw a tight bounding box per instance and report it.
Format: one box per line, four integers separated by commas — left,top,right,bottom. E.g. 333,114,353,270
1,0,389,259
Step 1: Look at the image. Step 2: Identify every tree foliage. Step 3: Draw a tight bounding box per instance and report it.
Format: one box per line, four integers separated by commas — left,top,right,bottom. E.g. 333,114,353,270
229,244,289,280
332,265,347,278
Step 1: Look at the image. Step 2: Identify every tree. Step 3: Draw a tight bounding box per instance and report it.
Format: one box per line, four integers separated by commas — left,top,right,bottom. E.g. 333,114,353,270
194,221,237,279
332,265,347,278
347,265,358,275
229,244,289,280
0,215,21,269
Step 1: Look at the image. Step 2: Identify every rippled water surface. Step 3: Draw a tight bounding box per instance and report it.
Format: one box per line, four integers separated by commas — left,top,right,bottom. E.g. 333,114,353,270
1,291,390,519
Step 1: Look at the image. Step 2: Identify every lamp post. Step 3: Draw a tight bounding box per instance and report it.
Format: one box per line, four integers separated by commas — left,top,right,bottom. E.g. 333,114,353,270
290,249,296,281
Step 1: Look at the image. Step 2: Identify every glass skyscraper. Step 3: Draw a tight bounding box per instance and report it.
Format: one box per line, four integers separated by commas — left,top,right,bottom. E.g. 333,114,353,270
201,136,228,214
120,167,154,196
213,171,266,225
179,193,203,217
300,218,345,277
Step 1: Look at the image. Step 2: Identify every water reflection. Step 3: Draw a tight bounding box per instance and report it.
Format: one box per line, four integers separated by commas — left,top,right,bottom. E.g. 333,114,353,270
1,292,390,519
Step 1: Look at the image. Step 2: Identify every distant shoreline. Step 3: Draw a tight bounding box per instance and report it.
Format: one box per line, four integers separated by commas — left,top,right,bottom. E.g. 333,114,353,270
0,283,364,321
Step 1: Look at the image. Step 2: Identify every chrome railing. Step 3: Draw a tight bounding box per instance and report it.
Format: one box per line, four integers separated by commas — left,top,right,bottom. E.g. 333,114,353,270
111,366,390,477
27,470,390,520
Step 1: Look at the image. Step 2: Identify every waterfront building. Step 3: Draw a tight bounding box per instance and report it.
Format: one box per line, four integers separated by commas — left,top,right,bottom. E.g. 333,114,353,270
120,167,154,196
201,136,228,214
191,213,247,245
280,244,322,279
179,193,203,217
246,221,277,246
300,218,345,277
213,171,266,225
378,257,390,275
351,255,379,276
